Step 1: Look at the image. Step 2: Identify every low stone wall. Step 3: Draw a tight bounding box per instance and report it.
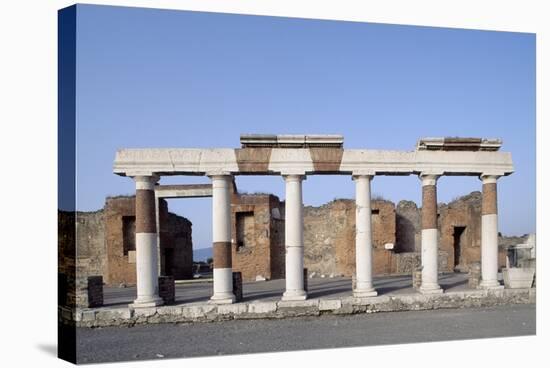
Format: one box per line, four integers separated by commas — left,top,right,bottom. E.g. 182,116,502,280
233,272,243,302
87,276,104,308
67,288,535,328
72,276,103,308
468,263,481,289
159,276,175,304
412,269,422,289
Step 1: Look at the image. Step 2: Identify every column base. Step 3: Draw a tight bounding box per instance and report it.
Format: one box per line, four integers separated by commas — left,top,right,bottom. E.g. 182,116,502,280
419,284,443,294
478,280,504,290
209,293,236,304
130,297,164,308
353,289,378,298
282,290,307,301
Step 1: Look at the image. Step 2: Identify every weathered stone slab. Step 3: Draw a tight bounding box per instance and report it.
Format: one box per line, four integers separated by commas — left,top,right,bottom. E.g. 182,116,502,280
132,307,157,318
248,301,277,314
218,303,248,316
156,305,183,316
319,299,342,311
181,305,216,319
277,299,319,308
80,310,96,322
277,299,320,317
352,295,387,306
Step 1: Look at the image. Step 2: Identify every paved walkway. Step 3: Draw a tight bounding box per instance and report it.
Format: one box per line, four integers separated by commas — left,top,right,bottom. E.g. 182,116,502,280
104,273,470,307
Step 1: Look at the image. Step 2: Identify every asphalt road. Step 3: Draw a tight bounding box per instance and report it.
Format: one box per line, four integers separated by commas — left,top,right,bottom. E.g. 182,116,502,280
76,304,535,364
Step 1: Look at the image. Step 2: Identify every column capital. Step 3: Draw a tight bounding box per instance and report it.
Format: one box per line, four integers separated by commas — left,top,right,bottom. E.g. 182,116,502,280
283,174,306,182
419,173,440,186
352,169,376,177
207,172,233,179
133,175,160,190
479,174,500,184
208,173,233,180
352,174,374,182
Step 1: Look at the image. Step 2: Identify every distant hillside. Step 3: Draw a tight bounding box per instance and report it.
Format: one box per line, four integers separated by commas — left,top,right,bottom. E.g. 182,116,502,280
193,247,212,262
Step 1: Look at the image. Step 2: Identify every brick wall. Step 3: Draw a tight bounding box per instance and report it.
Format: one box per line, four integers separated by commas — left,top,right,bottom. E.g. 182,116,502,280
231,194,280,281
439,192,483,272
76,211,105,278
159,200,193,280
104,196,193,286
104,197,137,285
59,196,194,287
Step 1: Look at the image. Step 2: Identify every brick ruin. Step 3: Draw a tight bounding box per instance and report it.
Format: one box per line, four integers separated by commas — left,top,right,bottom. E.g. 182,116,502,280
230,190,510,281
230,193,286,281
63,189,515,286
59,196,193,288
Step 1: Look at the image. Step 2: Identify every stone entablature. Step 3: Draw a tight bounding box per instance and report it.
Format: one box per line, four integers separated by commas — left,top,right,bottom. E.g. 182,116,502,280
113,136,513,177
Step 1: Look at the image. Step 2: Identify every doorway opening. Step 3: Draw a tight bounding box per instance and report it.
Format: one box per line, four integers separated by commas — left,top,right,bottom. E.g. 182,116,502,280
453,226,466,270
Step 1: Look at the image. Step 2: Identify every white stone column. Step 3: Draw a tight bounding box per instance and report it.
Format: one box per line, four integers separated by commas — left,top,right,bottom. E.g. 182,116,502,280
419,174,443,294
132,175,163,308
209,174,236,304
282,174,307,301
353,175,377,297
479,175,503,289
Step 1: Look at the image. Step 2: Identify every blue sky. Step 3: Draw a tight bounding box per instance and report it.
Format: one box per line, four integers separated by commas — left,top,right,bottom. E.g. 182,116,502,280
73,4,535,249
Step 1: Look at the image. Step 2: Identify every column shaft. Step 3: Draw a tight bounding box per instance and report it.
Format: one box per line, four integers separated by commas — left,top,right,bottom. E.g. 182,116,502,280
132,175,163,308
419,174,443,294
479,175,503,289
353,175,377,297
282,175,307,301
210,175,235,304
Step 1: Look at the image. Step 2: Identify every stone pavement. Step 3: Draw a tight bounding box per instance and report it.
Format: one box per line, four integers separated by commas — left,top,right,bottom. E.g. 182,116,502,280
62,273,536,328
103,273,471,307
